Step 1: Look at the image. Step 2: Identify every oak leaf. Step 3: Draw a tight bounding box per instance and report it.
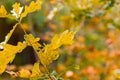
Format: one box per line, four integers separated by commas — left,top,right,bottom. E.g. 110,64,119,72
30,62,43,80
24,34,41,51
0,42,27,74
20,0,42,21
38,30,75,66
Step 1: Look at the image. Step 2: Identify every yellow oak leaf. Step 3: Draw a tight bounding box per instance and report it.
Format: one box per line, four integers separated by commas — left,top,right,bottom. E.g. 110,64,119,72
24,34,41,51
11,2,23,19
0,42,27,74
0,0,42,20
50,34,61,49
18,62,42,79
0,5,8,17
20,0,42,21
38,30,75,66
18,69,31,78
30,62,42,80
39,45,59,66
50,30,75,49
59,30,75,45
0,5,15,19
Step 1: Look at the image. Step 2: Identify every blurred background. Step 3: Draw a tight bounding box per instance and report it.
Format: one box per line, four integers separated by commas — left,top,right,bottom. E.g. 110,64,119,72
1,0,120,80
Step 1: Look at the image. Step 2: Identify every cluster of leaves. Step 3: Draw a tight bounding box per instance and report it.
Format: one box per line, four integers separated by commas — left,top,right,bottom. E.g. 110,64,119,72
37,0,120,80
0,0,75,80
1,0,120,80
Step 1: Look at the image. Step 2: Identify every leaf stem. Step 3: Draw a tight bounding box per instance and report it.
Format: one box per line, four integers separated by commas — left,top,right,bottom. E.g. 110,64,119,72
17,20,27,35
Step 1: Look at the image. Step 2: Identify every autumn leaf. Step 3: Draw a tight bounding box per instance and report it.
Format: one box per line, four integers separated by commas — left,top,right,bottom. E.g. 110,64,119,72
20,0,42,21
0,5,15,19
50,30,75,49
59,30,75,45
24,34,41,51
11,2,23,19
39,45,60,66
38,30,75,66
30,62,43,80
18,69,31,78
0,0,42,20
0,42,27,74
17,62,42,79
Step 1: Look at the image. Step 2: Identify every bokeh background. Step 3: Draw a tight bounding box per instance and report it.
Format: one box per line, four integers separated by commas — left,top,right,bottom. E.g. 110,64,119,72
1,0,120,80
